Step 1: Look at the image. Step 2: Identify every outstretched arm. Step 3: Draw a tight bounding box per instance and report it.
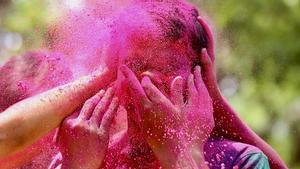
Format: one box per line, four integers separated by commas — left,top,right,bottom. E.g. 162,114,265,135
0,68,115,158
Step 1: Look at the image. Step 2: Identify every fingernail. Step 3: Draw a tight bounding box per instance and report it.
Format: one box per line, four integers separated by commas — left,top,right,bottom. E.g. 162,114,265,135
195,65,201,72
142,76,151,83
201,48,207,54
106,86,114,93
174,76,183,83
141,76,151,87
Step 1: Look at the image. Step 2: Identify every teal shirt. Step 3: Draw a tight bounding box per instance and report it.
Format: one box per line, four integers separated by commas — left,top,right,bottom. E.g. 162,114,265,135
234,152,270,169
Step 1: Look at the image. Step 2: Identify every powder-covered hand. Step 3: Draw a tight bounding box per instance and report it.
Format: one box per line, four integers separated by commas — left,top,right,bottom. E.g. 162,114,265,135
182,66,214,147
198,18,288,169
56,88,118,169
197,17,220,100
120,65,209,169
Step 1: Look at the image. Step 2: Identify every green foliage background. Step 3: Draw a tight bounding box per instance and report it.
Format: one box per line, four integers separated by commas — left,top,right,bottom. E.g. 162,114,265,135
0,0,299,168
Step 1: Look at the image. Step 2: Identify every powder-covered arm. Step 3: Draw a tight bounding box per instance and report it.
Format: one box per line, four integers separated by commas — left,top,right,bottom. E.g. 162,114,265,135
198,47,287,169
197,17,287,168
0,68,115,158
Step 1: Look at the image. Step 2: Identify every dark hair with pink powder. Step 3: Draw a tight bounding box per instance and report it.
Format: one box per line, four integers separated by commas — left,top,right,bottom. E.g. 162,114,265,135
137,1,210,73
141,0,208,53
47,0,208,65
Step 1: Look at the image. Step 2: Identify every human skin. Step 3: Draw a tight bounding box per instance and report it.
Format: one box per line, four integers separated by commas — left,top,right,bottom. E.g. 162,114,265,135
101,48,212,168
56,88,119,169
102,12,286,168
197,17,288,169
0,0,286,168
71,1,276,168
0,67,115,158
120,65,213,169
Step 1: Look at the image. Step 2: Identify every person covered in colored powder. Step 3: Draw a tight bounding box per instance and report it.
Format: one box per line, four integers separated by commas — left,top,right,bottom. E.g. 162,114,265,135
0,0,287,168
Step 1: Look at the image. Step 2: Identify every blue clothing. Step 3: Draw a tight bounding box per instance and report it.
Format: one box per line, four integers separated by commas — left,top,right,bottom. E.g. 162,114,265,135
204,139,270,169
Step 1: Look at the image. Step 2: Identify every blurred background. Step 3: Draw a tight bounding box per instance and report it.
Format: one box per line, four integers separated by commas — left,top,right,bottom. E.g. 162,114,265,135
0,0,299,168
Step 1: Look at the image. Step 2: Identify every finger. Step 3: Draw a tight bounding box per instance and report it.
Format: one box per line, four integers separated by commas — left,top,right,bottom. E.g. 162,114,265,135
78,90,105,120
200,48,213,82
200,48,218,89
99,97,119,132
194,66,206,92
198,17,215,62
200,48,212,69
141,76,174,110
187,74,198,101
170,76,184,106
90,87,114,126
120,65,150,106
141,71,164,88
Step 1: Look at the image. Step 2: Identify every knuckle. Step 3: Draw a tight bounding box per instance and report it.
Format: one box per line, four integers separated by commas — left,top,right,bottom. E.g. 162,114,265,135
72,119,82,125
76,121,87,128
69,120,81,127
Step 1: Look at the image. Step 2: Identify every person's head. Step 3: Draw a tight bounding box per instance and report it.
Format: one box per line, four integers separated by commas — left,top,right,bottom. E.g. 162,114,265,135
48,0,214,84
48,0,215,135
103,0,213,92
100,1,216,134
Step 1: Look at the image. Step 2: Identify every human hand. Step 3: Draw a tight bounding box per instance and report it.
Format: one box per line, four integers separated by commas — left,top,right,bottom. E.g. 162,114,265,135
120,65,205,169
198,48,221,99
181,66,214,147
57,87,119,169
197,18,289,169
197,17,221,99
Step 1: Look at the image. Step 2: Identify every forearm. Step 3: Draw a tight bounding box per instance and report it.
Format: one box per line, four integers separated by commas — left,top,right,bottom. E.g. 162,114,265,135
0,68,113,157
213,94,288,169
